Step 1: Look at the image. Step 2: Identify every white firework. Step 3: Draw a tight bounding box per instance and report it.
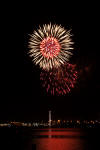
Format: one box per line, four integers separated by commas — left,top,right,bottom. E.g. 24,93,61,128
28,23,74,70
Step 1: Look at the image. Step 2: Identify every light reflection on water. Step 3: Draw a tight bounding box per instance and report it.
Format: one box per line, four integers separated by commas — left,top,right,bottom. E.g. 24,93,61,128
31,128,87,150
0,128,100,150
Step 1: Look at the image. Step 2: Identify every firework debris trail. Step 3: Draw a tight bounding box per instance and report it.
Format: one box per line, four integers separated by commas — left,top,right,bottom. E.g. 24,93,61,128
40,63,78,96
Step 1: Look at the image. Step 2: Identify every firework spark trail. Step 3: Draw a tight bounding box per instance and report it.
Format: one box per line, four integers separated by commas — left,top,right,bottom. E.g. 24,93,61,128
40,63,78,96
29,23,73,71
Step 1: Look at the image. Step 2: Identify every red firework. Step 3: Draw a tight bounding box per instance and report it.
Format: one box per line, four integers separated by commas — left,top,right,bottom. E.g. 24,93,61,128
40,37,60,59
40,63,78,96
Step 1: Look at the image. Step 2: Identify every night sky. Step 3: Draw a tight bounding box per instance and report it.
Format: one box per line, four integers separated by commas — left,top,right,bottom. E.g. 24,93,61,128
1,2,100,121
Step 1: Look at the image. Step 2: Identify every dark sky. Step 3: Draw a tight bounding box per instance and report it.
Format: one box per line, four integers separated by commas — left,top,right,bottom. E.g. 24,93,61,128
1,2,100,121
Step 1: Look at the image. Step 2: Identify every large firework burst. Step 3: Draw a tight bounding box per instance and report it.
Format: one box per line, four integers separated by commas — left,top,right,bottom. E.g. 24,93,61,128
29,23,73,70
40,63,77,95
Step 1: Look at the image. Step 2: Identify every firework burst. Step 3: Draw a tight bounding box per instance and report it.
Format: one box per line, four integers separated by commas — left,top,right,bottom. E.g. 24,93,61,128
40,63,78,95
29,23,73,70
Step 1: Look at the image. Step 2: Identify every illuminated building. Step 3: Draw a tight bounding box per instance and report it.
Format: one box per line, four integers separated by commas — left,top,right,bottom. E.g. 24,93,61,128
49,110,51,127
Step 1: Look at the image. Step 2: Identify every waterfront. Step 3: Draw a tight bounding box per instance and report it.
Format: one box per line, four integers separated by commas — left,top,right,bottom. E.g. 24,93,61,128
0,128,100,150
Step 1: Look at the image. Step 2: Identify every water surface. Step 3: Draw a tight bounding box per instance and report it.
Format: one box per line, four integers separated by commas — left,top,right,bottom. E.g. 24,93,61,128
0,128,100,150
